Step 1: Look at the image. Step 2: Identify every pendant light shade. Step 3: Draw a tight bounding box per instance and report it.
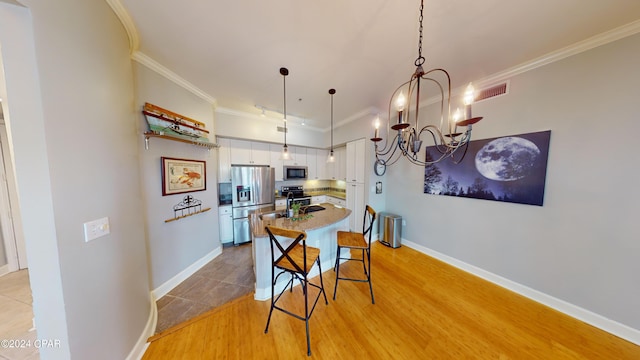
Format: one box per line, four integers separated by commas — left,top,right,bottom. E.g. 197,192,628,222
280,67,290,160
327,88,336,163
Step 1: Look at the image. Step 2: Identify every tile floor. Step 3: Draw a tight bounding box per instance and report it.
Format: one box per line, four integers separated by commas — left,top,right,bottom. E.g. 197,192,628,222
0,269,39,360
155,243,254,334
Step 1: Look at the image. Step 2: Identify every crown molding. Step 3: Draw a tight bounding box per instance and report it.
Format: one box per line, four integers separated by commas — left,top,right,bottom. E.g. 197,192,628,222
105,0,139,53
110,4,639,130
132,51,217,105
474,19,640,88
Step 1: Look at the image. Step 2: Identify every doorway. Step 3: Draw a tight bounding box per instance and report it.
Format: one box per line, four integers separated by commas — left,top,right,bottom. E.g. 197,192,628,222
0,84,27,276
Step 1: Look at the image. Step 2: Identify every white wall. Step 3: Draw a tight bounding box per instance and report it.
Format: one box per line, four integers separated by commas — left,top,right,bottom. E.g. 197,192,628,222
382,33,640,335
134,63,221,290
215,109,326,149
2,0,151,358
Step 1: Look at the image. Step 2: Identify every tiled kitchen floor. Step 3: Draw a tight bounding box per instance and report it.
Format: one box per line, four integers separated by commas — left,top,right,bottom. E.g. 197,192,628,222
154,243,254,334
0,269,39,360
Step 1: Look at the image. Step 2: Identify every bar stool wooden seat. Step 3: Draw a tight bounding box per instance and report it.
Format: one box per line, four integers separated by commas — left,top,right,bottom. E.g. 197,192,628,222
333,205,377,304
264,225,328,356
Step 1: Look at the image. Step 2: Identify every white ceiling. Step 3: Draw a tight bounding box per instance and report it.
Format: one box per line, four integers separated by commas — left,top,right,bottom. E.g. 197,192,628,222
118,0,640,130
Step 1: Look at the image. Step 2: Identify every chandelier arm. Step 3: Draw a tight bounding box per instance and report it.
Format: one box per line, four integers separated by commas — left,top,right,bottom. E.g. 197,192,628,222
418,125,447,147
420,68,451,134
403,75,420,129
377,135,405,167
448,136,472,164
375,131,402,157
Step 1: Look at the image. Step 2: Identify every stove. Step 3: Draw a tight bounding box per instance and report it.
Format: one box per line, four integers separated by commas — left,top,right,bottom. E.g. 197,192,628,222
281,186,311,206
281,185,306,198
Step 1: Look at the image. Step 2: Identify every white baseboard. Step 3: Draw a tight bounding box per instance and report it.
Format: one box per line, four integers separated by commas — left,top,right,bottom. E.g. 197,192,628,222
402,238,640,346
152,247,222,300
125,293,158,360
0,264,9,277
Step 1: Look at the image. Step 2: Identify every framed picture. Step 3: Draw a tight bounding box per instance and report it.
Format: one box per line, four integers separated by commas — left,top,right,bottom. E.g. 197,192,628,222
161,157,206,196
424,130,551,206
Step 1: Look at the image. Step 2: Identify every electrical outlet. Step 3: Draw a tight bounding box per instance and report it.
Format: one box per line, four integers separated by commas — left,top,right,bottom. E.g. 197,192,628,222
83,217,110,242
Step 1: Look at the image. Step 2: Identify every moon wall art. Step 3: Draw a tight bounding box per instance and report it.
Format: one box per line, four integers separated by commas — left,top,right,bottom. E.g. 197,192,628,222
424,130,551,206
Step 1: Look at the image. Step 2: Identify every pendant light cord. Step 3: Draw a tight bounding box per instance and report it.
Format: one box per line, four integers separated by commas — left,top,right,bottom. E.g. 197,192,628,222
329,88,335,153
280,67,289,147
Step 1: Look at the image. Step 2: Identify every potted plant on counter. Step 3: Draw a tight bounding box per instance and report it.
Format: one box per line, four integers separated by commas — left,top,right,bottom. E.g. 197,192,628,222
291,202,302,218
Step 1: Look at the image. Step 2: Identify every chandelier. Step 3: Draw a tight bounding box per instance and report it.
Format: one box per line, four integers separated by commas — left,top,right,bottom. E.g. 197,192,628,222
371,0,483,167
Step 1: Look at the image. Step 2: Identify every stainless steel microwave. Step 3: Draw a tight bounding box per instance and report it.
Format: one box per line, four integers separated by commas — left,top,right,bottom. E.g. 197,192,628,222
283,166,308,180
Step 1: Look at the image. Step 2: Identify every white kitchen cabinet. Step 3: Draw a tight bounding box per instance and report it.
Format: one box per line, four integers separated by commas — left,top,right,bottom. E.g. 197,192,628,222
311,195,326,204
218,205,233,244
275,199,287,211
270,144,285,181
346,183,365,232
315,149,329,180
230,139,270,165
346,138,366,183
326,196,346,207
217,138,232,183
284,146,307,166
327,146,346,181
307,149,318,180
336,146,347,181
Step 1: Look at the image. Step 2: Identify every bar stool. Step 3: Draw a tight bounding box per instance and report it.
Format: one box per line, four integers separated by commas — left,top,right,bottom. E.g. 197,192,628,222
264,225,328,356
333,205,376,304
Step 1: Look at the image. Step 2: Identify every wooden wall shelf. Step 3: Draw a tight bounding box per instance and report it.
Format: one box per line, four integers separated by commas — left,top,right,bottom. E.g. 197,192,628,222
144,131,218,150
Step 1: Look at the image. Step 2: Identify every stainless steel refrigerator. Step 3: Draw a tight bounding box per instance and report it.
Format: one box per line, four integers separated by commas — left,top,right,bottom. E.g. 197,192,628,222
231,165,275,245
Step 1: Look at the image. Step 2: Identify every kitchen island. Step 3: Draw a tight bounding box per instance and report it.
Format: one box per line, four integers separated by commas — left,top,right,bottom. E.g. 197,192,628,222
249,203,351,300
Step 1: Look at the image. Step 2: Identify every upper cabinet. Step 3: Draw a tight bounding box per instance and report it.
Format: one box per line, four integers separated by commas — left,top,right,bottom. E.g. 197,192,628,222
346,139,365,183
270,143,285,181
307,149,318,180
327,146,346,181
283,146,307,166
315,149,329,180
230,139,270,165
217,138,232,183
220,137,354,182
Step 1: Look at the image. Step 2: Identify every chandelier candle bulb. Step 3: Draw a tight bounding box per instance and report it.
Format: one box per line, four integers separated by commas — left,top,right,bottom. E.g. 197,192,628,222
397,93,405,125
463,83,475,120
391,92,410,130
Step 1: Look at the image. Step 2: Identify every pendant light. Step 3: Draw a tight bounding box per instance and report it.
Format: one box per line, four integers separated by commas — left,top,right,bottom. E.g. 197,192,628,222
327,88,336,163
280,67,290,160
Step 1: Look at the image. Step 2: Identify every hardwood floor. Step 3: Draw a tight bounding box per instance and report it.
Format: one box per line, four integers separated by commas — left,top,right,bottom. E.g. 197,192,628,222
0,270,39,360
143,242,640,359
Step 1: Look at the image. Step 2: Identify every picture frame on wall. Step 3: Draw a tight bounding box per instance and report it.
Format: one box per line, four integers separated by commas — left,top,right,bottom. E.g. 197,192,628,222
161,157,206,196
424,130,551,206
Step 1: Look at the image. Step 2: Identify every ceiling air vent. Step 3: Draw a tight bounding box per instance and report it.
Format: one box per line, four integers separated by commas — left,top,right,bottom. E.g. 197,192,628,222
475,81,509,103
277,126,288,133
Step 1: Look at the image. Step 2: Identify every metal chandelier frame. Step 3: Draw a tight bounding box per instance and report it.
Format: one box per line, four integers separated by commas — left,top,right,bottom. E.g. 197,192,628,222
371,0,483,167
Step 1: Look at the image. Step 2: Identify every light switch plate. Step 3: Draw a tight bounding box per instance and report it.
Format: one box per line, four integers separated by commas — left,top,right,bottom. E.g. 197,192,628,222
83,217,110,242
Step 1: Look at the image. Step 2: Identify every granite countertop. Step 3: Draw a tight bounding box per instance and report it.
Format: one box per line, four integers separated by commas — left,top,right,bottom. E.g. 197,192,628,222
249,203,351,238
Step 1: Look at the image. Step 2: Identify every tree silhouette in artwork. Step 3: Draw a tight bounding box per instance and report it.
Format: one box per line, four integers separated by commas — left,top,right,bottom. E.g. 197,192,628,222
424,150,442,193
442,175,460,196
468,177,497,200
